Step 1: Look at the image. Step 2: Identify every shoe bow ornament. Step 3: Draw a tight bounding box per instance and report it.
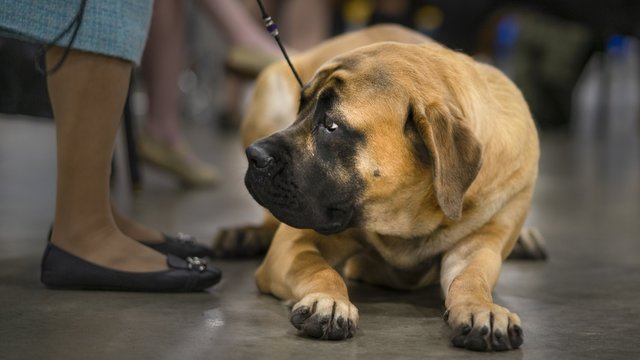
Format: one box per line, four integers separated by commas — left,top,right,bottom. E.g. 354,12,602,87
186,257,208,272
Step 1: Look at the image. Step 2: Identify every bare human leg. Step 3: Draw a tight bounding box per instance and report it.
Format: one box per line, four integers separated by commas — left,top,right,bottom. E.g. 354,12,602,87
47,47,167,272
139,0,218,187
141,0,185,146
201,0,280,57
111,204,164,243
280,0,332,51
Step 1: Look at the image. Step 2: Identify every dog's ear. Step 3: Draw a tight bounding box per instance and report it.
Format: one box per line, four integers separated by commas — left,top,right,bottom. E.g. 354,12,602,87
409,101,482,220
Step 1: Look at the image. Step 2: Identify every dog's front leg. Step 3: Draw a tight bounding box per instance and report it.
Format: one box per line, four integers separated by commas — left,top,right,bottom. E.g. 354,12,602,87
441,241,523,351
256,224,363,340
440,190,533,351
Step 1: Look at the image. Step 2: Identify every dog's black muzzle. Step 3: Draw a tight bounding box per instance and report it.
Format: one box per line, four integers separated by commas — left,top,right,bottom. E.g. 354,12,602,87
244,137,354,235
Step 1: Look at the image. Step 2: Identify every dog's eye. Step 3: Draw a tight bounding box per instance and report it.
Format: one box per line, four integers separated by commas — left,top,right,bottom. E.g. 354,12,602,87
324,119,339,132
319,111,338,132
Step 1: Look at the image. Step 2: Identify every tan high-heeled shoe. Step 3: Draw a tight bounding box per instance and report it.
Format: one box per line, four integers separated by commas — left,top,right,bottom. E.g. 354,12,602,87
137,132,219,188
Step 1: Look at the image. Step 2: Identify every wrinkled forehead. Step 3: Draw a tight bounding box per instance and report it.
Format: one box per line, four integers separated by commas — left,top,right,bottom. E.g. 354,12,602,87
301,52,393,102
300,59,355,100
295,53,405,134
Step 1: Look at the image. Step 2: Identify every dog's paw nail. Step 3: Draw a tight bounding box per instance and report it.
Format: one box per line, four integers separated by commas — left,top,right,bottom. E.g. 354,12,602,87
464,334,488,351
491,330,509,351
513,325,523,336
336,316,345,327
301,319,324,339
480,326,489,336
292,306,309,315
290,306,311,329
451,324,473,348
451,335,466,348
347,319,355,335
508,325,524,349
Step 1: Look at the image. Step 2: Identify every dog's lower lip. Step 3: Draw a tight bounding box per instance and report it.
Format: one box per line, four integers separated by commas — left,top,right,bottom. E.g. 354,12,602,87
314,207,353,234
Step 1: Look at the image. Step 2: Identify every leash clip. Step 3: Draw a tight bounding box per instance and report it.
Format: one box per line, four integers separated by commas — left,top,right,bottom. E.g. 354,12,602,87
256,0,304,88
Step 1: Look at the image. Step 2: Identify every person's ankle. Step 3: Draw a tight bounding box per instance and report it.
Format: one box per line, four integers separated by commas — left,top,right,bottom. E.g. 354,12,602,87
50,222,116,248
50,224,169,272
114,218,164,243
111,205,164,243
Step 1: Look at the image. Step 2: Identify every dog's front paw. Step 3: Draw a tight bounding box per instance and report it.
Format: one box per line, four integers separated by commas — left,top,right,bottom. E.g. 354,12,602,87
445,302,523,351
290,293,358,340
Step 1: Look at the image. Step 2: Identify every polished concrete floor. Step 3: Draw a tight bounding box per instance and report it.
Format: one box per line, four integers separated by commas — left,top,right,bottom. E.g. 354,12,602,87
2,66,640,359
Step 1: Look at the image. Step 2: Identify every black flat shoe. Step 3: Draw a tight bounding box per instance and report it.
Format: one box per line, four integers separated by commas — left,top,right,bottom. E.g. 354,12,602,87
40,243,221,292
139,233,213,259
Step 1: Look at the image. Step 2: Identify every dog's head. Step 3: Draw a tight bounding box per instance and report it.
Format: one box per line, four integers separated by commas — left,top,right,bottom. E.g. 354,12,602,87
244,42,483,236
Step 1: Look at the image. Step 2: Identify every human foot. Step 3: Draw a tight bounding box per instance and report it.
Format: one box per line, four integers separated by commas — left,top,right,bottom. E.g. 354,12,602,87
111,205,213,258
50,225,168,273
112,205,164,244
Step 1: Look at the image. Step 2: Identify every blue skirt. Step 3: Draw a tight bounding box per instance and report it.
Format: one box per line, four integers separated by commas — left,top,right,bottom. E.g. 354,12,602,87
0,0,153,63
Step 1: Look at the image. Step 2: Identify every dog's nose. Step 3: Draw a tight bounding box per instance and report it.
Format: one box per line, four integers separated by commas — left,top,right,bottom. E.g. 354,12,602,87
246,144,274,169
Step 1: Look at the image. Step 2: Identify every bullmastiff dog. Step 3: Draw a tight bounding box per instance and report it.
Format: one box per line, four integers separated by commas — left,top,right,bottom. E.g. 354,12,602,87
238,24,539,351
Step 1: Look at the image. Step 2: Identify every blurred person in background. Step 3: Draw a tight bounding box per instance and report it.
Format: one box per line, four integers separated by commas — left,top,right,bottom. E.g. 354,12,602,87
138,0,334,187
138,0,280,187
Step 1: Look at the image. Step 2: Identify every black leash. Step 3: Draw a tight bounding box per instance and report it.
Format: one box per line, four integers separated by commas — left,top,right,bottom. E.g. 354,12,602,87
36,0,88,75
255,0,304,88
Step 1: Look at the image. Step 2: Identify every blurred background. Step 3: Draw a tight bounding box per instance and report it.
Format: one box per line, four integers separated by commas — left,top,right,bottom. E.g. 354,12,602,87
3,0,640,128
3,1,640,124
1,1,639,358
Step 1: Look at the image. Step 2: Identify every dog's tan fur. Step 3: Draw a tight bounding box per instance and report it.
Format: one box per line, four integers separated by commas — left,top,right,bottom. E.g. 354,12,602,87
242,24,538,349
